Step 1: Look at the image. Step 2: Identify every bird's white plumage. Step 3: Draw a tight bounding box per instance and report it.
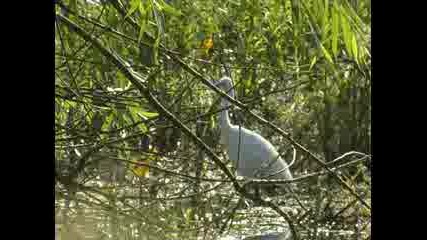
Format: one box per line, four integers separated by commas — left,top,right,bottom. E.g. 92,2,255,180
212,77,293,180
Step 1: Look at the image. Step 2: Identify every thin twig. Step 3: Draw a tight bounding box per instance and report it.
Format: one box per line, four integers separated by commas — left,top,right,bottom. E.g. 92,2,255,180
57,14,300,238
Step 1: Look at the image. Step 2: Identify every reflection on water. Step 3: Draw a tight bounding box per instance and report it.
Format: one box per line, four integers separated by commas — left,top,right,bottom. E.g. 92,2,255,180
222,228,366,240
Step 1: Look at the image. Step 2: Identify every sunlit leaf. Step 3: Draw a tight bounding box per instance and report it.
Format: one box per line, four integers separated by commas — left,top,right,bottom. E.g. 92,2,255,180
322,0,330,31
218,8,228,14
116,71,127,89
340,6,353,58
130,153,157,178
139,111,159,118
184,208,193,222
125,0,140,19
320,43,334,65
201,35,213,50
332,3,339,57
73,148,82,157
131,159,150,177
351,34,359,64
139,0,146,16
128,106,149,132
309,56,318,71
342,0,368,38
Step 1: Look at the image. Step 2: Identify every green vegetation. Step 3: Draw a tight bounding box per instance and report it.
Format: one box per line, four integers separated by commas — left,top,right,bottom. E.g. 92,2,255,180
55,0,371,239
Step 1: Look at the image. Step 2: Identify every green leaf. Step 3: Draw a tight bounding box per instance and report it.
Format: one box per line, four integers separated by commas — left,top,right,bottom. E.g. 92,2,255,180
184,208,193,222
210,115,215,129
159,0,182,16
139,111,159,118
66,100,77,109
152,5,165,37
309,56,317,71
138,123,148,133
314,0,322,22
107,11,119,26
69,0,78,11
127,106,149,132
138,18,147,44
322,0,329,29
244,78,252,89
116,71,127,89
331,3,339,57
116,110,127,125
342,0,366,37
153,37,160,65
129,105,159,120
125,0,140,19
85,111,94,126
139,0,146,17
351,34,359,64
320,43,334,65
122,111,135,126
103,112,115,131
340,6,352,58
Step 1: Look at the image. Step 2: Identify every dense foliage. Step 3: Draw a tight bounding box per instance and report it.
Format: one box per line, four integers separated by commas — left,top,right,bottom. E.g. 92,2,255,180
55,0,371,239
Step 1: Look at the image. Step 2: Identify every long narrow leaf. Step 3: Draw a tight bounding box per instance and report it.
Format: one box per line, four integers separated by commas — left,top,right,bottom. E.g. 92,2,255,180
322,0,330,35
332,2,339,57
320,43,334,65
340,6,353,58
351,34,359,64
125,0,140,19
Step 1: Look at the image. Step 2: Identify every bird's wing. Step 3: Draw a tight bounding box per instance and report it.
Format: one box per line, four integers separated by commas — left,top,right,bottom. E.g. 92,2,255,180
226,128,272,172
226,127,292,179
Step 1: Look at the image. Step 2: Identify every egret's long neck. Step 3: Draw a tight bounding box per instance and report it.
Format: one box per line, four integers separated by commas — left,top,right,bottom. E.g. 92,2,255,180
215,77,235,133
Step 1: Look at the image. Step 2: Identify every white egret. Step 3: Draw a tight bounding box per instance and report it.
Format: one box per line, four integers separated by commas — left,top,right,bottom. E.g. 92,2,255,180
211,77,293,182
